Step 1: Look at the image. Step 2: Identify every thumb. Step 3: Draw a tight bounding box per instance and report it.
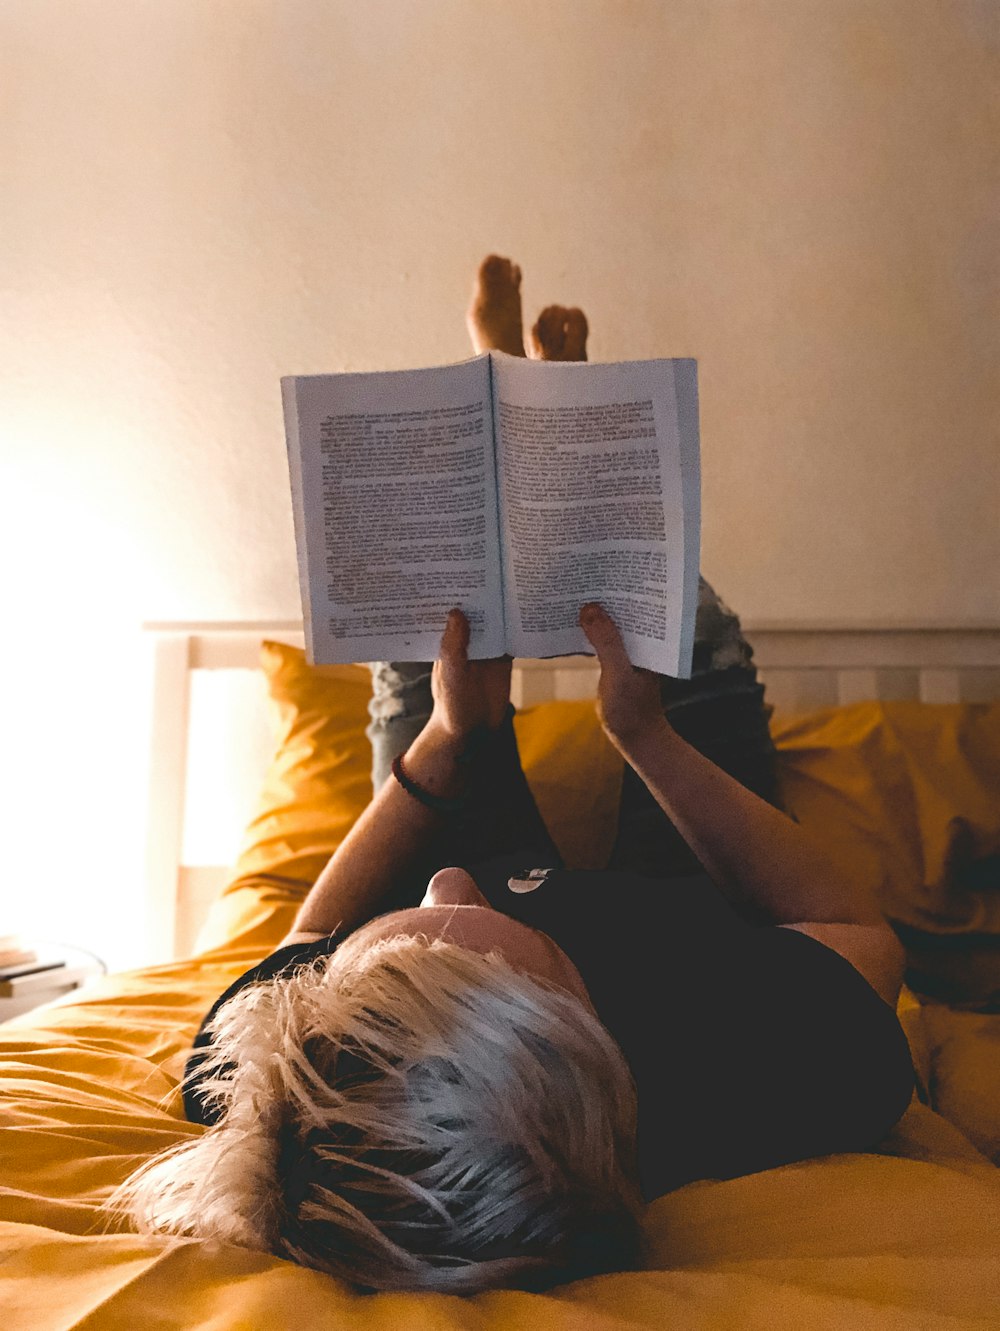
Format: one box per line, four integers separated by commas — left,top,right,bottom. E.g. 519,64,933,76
579,603,631,671
441,607,470,660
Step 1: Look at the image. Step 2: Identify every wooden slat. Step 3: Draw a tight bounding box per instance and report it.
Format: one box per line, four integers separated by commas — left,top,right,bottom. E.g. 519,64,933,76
145,636,191,964
918,669,962,704
191,631,305,670
553,665,601,701
836,669,880,705
751,630,1000,670
516,654,596,671
512,671,556,707
874,668,921,701
161,627,1000,674
764,670,841,714
955,668,1000,703
176,865,231,959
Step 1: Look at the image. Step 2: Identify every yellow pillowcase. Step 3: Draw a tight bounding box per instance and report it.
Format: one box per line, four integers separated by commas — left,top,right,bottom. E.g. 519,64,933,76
773,702,1000,926
230,647,374,887
193,643,623,956
773,701,1000,1006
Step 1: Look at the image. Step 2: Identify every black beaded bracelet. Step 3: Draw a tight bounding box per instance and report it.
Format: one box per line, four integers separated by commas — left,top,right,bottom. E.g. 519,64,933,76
391,752,468,814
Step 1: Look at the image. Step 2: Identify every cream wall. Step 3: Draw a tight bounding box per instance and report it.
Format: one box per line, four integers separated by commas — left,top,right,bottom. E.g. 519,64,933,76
3,0,997,967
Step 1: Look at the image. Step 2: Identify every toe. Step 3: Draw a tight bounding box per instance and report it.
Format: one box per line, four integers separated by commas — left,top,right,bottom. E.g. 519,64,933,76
531,306,567,359
562,307,589,360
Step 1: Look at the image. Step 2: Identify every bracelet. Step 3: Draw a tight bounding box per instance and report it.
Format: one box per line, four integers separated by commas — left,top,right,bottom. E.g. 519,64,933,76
391,752,468,814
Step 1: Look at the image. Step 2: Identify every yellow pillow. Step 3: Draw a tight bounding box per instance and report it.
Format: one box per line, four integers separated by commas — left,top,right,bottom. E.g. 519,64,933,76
773,702,1000,921
773,701,1000,1005
193,643,624,956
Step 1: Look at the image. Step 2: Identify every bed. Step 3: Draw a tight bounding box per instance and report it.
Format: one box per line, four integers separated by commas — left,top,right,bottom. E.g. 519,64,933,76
3,621,1000,1329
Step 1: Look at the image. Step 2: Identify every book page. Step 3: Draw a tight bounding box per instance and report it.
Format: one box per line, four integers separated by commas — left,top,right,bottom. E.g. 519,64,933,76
493,353,700,676
282,355,504,664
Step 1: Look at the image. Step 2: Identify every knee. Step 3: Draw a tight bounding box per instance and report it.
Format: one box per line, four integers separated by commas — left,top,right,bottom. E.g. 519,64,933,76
367,662,434,726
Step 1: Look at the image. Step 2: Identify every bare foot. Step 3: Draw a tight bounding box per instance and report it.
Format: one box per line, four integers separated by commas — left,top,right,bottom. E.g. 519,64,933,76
466,255,526,356
529,305,589,361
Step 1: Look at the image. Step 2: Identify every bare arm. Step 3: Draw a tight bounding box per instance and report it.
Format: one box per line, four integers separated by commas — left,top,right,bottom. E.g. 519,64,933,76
286,610,512,941
579,603,886,927
288,717,465,938
619,716,884,925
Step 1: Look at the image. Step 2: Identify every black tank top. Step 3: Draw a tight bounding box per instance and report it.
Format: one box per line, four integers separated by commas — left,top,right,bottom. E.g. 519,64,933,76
183,861,915,1201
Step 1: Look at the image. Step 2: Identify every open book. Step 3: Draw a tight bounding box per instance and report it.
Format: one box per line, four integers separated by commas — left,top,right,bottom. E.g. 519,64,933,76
281,351,700,675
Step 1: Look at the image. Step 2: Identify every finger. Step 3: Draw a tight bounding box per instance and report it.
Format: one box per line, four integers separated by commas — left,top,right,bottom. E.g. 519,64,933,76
579,603,632,671
441,607,470,661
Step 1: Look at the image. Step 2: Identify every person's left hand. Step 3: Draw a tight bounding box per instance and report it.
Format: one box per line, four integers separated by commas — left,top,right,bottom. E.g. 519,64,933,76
430,608,512,742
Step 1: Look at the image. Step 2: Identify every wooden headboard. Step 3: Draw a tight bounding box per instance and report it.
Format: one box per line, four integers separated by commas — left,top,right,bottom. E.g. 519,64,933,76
142,621,1000,962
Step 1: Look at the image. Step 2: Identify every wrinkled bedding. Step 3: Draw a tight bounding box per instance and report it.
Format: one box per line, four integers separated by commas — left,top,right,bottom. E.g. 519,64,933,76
3,670,1000,1330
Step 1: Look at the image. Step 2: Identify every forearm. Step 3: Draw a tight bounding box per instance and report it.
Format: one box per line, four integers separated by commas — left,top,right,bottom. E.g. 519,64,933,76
623,718,885,926
290,718,463,936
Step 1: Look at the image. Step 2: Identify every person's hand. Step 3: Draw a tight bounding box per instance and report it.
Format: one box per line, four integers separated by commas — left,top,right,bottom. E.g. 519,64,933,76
579,602,665,752
430,608,513,743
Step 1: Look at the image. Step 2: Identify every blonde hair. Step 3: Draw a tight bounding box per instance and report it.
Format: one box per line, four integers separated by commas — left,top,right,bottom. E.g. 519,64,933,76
103,933,645,1294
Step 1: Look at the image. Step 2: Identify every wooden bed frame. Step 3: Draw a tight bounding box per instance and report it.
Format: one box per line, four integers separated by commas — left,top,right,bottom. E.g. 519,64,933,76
143,621,1000,962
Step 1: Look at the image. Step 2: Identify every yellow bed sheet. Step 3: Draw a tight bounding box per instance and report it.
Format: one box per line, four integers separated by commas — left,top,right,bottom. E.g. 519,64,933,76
3,971,999,1330
3,661,1000,1329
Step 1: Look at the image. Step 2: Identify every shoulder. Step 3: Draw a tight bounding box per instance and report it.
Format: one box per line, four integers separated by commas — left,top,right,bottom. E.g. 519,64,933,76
275,930,333,949
200,933,338,1039
775,921,905,1008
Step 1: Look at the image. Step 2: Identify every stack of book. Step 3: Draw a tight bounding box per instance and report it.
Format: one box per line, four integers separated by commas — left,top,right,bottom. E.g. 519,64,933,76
0,936,37,969
0,936,95,1000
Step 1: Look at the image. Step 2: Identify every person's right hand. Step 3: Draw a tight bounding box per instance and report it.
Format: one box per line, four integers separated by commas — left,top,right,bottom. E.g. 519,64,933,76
578,603,665,752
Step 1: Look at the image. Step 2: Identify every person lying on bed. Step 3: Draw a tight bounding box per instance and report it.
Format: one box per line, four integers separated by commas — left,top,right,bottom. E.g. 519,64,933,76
107,257,915,1296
